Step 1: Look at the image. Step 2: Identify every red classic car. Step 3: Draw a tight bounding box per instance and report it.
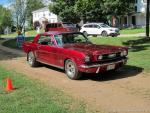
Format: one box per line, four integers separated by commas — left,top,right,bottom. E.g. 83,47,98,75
22,31,128,80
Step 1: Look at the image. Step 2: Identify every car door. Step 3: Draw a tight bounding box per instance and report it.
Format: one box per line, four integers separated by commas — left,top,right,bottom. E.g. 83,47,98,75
36,35,57,65
83,24,93,35
92,24,101,35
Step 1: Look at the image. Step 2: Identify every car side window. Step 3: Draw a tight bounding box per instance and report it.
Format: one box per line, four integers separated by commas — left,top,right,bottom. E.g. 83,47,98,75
54,35,63,46
57,23,62,28
84,25,92,28
93,25,99,28
38,35,55,46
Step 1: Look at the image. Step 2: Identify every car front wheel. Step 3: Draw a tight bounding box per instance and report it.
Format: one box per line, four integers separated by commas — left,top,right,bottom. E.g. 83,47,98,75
65,59,81,80
101,31,108,37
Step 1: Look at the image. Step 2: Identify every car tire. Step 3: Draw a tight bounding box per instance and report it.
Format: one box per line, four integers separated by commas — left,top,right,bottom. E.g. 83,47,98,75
27,51,39,67
112,35,117,37
83,31,88,37
101,31,108,37
65,59,81,80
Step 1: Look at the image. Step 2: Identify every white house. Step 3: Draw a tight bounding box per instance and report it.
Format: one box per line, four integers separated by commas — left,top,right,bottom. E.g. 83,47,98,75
32,7,60,28
122,0,150,27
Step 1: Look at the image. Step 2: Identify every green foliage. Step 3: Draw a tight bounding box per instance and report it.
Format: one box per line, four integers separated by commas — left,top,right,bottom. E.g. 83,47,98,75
0,5,13,34
49,0,80,23
49,0,135,23
11,0,26,31
102,0,134,16
11,0,44,30
75,0,106,22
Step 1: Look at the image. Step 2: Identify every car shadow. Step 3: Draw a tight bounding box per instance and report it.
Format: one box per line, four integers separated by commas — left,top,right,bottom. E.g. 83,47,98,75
41,64,65,73
41,64,143,81
80,65,143,81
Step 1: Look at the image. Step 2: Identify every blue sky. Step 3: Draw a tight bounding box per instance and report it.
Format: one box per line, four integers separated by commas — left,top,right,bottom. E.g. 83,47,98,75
0,0,9,5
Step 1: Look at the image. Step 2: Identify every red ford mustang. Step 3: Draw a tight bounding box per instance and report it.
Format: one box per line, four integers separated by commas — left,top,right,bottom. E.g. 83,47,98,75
22,31,128,80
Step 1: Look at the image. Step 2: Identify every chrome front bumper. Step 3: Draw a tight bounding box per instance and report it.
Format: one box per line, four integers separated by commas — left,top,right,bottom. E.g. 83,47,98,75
80,58,127,68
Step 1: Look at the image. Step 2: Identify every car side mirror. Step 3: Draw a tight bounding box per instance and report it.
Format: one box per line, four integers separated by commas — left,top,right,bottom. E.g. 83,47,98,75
98,26,101,29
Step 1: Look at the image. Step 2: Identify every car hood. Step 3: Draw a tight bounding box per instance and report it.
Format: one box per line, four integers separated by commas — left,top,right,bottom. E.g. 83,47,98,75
63,43,126,55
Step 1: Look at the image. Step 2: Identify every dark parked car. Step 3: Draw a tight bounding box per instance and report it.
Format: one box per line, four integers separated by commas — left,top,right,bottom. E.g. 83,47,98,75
22,31,128,80
45,22,78,32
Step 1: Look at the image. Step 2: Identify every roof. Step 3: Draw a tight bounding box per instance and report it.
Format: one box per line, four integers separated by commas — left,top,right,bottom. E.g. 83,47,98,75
32,7,49,13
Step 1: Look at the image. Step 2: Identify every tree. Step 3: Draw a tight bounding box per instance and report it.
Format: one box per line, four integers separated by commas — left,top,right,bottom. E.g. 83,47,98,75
11,0,45,32
74,0,106,23
49,0,134,24
146,0,149,37
49,0,80,23
0,5,13,34
11,0,26,31
101,0,134,26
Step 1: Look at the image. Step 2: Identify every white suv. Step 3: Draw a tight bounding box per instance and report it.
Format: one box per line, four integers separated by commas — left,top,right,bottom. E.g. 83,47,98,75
80,23,120,37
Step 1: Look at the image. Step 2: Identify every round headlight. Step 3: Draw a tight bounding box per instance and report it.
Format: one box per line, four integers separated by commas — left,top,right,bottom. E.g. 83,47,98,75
85,56,90,62
121,50,127,56
98,55,103,60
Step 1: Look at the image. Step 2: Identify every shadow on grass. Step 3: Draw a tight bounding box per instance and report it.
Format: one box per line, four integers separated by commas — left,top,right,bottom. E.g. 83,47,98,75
2,37,34,50
0,48,22,61
122,37,150,52
0,37,34,61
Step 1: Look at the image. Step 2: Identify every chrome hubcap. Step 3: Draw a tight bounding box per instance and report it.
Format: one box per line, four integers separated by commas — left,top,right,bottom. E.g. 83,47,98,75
66,61,76,78
102,32,107,36
28,53,33,65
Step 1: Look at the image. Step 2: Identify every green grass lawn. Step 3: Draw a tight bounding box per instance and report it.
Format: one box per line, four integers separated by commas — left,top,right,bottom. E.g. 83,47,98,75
0,66,89,113
90,37,150,72
120,27,148,34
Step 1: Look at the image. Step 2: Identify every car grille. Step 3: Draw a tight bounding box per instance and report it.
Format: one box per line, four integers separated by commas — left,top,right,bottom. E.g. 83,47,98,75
102,52,121,60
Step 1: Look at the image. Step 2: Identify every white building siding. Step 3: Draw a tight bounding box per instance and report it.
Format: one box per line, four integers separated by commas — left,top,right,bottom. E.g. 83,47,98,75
32,7,59,27
136,14,146,26
122,0,149,27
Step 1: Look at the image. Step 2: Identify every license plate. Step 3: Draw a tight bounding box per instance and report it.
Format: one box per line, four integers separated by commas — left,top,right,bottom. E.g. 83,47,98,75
107,64,115,70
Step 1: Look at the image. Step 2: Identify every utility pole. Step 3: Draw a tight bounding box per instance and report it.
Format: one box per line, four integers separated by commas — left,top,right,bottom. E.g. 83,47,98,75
146,0,149,37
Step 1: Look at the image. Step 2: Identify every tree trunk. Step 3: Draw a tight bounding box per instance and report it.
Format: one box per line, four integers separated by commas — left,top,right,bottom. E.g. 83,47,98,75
146,0,149,37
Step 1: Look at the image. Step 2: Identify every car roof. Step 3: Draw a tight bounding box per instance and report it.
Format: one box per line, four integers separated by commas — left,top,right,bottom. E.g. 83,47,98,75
46,22,73,25
40,31,81,35
83,23,104,25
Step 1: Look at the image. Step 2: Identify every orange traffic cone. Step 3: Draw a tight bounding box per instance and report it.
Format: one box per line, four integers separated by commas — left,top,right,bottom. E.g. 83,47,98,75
6,78,13,91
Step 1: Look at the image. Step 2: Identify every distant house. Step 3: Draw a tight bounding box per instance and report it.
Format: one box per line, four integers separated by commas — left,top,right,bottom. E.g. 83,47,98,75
121,0,150,27
32,7,60,29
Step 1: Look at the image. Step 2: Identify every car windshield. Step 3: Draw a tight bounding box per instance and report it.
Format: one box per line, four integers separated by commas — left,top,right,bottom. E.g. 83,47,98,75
54,33,91,46
63,23,75,28
99,24,110,28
